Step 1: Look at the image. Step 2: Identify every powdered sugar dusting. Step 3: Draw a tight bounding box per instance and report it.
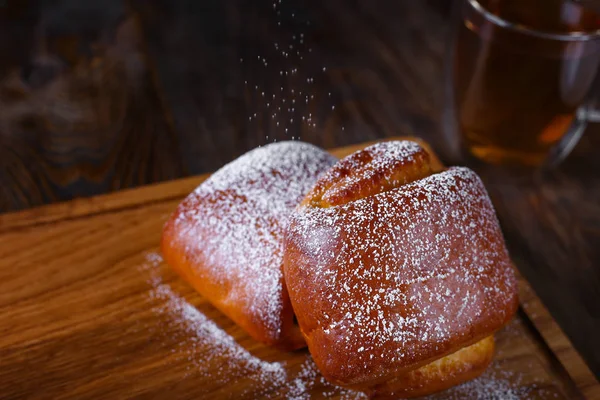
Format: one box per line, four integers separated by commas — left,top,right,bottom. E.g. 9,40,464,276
286,166,518,380
139,253,548,399
425,365,553,400
150,284,286,383
171,141,336,340
139,253,368,398
141,252,287,390
308,141,431,207
364,140,423,159
322,141,424,185
282,357,367,400
285,358,320,400
330,141,425,185
440,373,528,399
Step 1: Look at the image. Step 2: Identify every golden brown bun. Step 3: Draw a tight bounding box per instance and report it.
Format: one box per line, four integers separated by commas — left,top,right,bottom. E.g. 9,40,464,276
284,140,518,392
300,140,436,208
369,336,495,398
162,141,337,350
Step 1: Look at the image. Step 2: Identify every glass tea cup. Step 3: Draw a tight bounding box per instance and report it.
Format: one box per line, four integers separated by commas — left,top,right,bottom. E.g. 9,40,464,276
448,0,600,167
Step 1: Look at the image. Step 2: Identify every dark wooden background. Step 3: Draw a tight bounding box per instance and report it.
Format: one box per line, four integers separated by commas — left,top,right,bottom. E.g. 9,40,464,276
1,0,599,381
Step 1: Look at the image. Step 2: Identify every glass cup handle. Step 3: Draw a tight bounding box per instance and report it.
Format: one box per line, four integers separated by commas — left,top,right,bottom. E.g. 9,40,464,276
586,107,600,123
547,101,599,167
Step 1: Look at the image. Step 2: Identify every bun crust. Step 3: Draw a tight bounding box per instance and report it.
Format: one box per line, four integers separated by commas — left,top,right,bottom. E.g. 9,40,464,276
369,336,495,398
162,141,337,350
284,141,518,393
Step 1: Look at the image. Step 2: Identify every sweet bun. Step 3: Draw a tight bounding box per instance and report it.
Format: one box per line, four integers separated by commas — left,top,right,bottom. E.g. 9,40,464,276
369,335,495,398
162,141,337,350
284,140,518,396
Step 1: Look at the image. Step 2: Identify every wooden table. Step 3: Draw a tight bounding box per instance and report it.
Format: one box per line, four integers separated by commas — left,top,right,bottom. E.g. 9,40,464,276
0,0,599,388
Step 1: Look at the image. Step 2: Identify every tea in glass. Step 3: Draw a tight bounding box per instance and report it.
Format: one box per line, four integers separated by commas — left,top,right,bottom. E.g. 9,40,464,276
454,0,600,166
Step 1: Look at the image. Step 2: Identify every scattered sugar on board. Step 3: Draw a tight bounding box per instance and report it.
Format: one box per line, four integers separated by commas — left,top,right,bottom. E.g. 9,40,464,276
139,253,547,399
173,141,336,340
140,252,368,399
284,357,319,400
281,357,366,400
139,252,287,392
424,365,555,400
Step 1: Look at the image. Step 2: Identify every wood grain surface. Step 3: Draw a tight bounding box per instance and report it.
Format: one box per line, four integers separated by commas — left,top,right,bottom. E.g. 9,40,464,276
0,0,599,387
0,139,598,399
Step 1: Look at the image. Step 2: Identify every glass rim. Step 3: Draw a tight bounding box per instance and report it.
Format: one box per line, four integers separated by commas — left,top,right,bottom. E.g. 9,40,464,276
468,0,600,41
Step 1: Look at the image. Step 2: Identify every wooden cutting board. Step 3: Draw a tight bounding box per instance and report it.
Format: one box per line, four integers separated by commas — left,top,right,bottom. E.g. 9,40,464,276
0,138,598,399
